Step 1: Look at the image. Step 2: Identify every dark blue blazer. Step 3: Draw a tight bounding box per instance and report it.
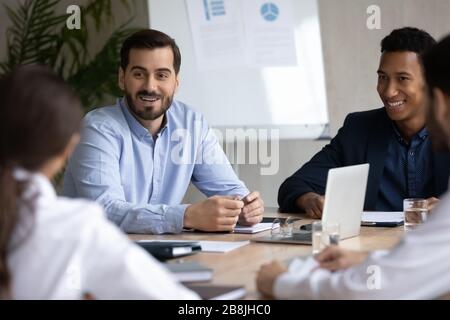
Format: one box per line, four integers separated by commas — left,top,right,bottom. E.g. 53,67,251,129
278,108,450,212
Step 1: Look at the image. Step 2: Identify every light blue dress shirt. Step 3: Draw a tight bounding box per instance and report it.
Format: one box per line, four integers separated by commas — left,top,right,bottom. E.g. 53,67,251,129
63,98,249,234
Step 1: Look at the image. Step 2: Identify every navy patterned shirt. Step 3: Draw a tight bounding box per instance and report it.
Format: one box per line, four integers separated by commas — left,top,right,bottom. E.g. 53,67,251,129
375,124,435,211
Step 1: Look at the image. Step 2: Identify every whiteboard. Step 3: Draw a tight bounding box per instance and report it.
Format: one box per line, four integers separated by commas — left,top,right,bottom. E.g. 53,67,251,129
147,0,329,140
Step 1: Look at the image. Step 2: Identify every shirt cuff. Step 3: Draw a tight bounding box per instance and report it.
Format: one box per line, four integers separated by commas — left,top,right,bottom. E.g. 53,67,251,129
274,271,301,299
161,204,189,234
273,257,319,299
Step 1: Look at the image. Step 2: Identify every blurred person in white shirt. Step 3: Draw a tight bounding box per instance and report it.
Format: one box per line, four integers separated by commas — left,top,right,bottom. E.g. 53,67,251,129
256,33,450,300
0,65,199,300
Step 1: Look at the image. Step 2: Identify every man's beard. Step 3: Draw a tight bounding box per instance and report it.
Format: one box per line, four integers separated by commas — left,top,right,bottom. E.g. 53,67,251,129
125,90,173,121
427,97,450,152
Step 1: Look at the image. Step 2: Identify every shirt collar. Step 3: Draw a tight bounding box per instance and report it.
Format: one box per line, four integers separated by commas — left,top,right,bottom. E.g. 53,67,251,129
119,98,150,139
160,114,168,135
119,97,169,140
391,122,429,144
417,127,429,140
13,168,57,205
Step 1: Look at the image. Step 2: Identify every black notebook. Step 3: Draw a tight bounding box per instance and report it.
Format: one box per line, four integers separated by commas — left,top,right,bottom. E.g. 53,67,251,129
164,262,213,283
185,284,246,300
136,241,201,261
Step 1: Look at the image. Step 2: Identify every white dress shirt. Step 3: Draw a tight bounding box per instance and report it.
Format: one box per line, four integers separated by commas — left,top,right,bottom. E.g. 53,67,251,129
274,187,450,299
8,170,199,299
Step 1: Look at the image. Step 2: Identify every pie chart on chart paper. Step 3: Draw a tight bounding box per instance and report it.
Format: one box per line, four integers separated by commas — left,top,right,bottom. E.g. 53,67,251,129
261,3,279,21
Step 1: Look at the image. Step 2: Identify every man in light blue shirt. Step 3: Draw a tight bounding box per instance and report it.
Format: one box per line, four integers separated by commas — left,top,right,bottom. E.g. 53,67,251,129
63,29,264,234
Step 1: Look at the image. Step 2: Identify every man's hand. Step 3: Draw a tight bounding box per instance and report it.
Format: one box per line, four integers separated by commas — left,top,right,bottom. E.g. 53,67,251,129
184,196,244,232
296,192,324,218
256,260,288,298
426,197,439,213
238,191,264,226
315,246,368,271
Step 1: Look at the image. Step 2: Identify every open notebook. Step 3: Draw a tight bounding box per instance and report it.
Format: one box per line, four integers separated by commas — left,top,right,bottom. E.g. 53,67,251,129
233,222,278,234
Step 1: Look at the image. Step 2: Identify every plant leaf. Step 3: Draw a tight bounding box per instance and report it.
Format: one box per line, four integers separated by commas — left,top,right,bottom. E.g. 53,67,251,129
67,22,139,109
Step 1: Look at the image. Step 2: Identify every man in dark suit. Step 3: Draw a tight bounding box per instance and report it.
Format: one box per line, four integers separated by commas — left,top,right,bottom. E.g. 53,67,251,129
278,27,450,218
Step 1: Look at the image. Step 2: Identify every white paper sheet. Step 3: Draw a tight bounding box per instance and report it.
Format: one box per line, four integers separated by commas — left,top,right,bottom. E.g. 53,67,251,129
137,240,249,253
234,222,279,234
243,0,297,66
362,211,404,223
198,240,250,252
185,0,247,69
185,0,296,69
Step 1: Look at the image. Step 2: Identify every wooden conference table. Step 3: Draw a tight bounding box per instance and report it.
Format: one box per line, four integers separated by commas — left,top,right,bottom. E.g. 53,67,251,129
129,208,404,299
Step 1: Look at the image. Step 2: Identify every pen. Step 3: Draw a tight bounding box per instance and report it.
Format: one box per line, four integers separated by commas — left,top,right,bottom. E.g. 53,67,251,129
361,222,377,226
361,221,403,227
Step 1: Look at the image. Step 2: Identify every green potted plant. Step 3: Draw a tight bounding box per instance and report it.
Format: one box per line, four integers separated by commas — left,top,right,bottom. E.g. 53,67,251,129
0,0,139,111
0,0,140,186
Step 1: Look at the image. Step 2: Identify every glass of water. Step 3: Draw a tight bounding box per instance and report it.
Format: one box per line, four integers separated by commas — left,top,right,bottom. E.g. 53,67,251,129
403,198,428,231
312,221,326,255
271,217,295,237
312,221,340,255
325,222,340,246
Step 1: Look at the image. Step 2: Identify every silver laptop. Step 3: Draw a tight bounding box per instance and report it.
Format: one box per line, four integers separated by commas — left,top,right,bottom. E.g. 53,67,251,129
252,163,369,244
321,163,369,239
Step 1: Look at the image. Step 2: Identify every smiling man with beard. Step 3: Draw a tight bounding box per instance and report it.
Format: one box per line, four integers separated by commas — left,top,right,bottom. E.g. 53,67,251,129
278,27,450,218
63,29,264,234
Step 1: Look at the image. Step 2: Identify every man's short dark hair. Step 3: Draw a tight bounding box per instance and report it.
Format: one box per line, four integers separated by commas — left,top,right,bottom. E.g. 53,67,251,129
381,27,436,55
423,34,450,96
120,29,181,74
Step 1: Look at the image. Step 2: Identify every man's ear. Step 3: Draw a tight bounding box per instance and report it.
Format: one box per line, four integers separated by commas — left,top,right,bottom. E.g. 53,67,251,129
175,73,180,93
432,88,450,127
118,67,125,91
